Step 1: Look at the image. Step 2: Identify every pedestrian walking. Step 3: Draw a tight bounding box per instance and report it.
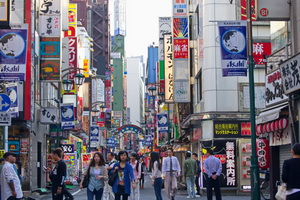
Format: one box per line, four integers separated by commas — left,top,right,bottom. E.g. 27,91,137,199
162,148,181,200
79,152,108,200
192,153,201,197
150,152,163,200
282,143,300,200
139,156,146,189
0,152,23,200
48,148,67,200
129,152,141,200
203,148,222,200
111,150,136,200
103,152,117,200
0,158,6,200
184,151,197,198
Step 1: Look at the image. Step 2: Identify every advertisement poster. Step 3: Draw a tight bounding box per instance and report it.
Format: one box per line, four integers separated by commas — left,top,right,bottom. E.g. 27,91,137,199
218,21,247,77
214,121,251,138
174,39,188,59
64,153,78,183
0,29,27,64
40,37,60,58
202,140,237,187
61,103,75,130
157,114,168,146
40,60,61,81
5,82,18,116
173,17,188,38
81,153,92,173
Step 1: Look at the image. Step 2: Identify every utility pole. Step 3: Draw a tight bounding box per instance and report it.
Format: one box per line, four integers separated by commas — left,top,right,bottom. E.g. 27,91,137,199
247,0,260,199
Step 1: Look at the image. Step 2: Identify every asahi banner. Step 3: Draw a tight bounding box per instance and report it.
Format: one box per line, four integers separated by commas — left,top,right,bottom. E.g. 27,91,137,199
218,21,247,77
61,103,75,130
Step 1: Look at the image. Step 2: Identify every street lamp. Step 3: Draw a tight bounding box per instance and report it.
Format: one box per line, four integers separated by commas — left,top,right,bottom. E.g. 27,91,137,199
147,86,156,97
62,79,73,92
74,73,85,86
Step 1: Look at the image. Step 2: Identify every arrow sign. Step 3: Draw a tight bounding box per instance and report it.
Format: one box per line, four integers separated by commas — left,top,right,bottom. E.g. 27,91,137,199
0,94,11,112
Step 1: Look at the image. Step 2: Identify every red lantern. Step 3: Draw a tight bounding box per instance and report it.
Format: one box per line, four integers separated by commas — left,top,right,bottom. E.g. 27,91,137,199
270,121,275,132
256,125,263,134
256,139,270,169
262,124,266,133
265,123,271,133
274,120,279,131
278,118,288,130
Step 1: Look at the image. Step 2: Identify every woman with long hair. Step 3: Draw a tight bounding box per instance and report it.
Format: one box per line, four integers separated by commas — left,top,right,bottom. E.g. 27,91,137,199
80,152,108,200
111,150,136,200
151,152,163,200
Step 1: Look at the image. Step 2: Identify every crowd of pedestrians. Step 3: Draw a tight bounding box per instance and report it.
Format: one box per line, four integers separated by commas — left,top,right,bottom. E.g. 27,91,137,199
1,143,300,200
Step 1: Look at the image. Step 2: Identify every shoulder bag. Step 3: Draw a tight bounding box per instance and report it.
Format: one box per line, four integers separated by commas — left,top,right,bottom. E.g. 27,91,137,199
275,183,286,200
108,164,118,187
82,167,90,188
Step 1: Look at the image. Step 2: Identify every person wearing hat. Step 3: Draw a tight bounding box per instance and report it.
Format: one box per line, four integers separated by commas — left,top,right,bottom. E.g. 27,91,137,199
0,152,23,200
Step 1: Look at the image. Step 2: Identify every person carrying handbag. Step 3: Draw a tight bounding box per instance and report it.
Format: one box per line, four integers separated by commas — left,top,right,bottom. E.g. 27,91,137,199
80,152,108,200
282,143,300,200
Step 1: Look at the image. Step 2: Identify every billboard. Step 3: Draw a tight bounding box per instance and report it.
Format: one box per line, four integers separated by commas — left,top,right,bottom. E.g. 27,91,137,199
164,34,174,103
218,21,248,77
39,15,61,37
114,0,126,36
39,0,61,15
174,39,188,59
40,37,60,58
40,60,61,81
173,0,188,16
173,17,188,38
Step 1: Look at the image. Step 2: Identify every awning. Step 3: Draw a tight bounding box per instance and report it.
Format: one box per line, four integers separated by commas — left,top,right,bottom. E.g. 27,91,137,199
256,105,288,124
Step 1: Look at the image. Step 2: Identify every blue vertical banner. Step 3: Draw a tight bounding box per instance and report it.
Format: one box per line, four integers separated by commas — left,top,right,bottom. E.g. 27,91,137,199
218,21,248,77
61,103,75,130
6,82,18,117
157,113,168,146
90,126,100,148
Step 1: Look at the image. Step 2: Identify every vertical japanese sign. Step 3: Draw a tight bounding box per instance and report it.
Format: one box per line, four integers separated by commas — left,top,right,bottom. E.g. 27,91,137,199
279,53,300,95
218,21,248,77
39,15,61,37
164,34,173,103
256,139,270,169
0,0,9,27
173,13,190,102
61,103,75,130
10,0,24,25
5,82,18,116
157,114,168,146
226,141,236,186
67,37,78,80
0,29,27,81
64,3,77,37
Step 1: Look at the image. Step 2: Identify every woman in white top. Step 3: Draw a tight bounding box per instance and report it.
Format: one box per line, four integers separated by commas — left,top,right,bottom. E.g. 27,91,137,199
151,152,163,200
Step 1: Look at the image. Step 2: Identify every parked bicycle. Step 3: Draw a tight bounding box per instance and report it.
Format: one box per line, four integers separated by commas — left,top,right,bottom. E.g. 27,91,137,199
260,169,270,200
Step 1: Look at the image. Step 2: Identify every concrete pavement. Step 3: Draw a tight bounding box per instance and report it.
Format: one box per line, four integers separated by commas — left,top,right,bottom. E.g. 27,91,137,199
29,175,251,200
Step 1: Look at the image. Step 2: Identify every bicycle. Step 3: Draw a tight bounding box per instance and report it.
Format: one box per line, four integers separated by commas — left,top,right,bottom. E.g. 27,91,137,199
260,169,270,200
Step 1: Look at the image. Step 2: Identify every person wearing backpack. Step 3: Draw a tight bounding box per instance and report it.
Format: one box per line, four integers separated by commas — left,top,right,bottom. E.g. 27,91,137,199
129,153,141,200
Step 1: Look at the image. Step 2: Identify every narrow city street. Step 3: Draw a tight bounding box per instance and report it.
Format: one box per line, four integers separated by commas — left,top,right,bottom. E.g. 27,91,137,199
39,175,251,200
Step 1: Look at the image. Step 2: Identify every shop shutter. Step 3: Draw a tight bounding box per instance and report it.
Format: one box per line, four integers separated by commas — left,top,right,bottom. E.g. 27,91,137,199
279,144,292,177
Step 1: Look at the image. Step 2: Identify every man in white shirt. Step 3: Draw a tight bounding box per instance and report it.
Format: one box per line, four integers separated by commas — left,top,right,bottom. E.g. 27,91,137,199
162,148,181,200
103,152,117,200
0,152,23,200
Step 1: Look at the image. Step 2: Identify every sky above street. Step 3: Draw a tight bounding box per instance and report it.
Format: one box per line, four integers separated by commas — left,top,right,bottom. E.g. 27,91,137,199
110,0,172,61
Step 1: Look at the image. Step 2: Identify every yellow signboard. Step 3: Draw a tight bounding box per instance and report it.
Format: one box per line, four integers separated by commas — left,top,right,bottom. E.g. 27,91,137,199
83,59,90,77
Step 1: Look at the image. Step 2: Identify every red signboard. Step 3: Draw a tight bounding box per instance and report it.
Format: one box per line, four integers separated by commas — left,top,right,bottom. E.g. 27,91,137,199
241,0,256,20
68,37,78,80
174,39,188,59
253,42,271,65
256,139,270,169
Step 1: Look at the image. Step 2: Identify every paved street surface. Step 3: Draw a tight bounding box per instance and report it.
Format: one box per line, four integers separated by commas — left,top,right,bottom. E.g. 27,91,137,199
38,175,251,200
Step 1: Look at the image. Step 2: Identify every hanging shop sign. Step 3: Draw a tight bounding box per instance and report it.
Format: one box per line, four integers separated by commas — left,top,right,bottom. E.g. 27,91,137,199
90,126,100,148
218,21,247,77
253,42,271,65
173,0,188,16
61,144,74,153
265,70,288,106
164,34,174,102
40,37,60,59
39,0,61,15
40,107,59,124
10,0,24,25
256,139,270,169
279,52,300,95
40,60,61,81
39,15,60,37
202,139,237,187
61,103,75,130
5,82,19,116
214,121,251,138
174,39,188,59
